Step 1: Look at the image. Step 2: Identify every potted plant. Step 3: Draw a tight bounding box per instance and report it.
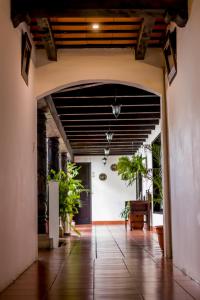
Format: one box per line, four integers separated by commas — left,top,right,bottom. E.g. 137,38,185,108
117,145,164,249
48,162,86,236
117,155,148,229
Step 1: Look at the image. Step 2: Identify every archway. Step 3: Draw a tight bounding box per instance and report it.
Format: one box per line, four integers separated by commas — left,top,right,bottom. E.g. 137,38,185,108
37,76,171,258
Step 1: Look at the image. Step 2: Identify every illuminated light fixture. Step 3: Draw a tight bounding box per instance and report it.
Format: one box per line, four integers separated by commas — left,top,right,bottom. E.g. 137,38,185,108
111,104,121,118
102,156,107,165
105,132,113,143
92,23,100,30
104,148,110,156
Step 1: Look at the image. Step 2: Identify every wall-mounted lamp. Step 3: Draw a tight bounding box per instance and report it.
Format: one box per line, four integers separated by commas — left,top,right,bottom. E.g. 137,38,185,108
111,104,121,118
102,156,107,165
105,132,113,143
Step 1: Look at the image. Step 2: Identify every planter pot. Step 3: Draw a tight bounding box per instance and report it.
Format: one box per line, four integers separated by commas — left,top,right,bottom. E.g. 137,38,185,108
64,214,71,236
59,217,64,238
129,214,144,230
59,224,64,238
155,225,164,251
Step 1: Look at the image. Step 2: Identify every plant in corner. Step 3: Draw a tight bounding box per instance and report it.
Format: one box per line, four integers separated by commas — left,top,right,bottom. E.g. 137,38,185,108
117,145,163,241
48,162,87,236
117,155,148,229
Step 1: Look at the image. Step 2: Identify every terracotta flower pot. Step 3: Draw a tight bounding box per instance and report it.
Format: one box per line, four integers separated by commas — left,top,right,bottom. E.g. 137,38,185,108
155,225,164,251
129,214,144,230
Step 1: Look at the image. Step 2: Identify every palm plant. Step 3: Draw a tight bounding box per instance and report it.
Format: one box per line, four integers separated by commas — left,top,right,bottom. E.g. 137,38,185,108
117,155,148,186
117,145,163,218
144,144,163,203
117,155,148,220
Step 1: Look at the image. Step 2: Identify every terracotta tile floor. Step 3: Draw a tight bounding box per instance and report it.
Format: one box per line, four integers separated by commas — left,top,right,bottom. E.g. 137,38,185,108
1,225,200,300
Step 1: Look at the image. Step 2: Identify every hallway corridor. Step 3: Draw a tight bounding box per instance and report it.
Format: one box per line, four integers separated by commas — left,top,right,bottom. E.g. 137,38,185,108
1,226,200,300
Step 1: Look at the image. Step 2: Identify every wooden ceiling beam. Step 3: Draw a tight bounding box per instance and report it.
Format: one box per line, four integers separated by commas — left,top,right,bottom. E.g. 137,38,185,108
61,120,159,127
36,43,162,49
69,137,146,141
59,113,160,121
67,132,149,136
74,153,135,156
45,96,73,159
74,149,137,152
55,104,160,110
53,98,160,107
71,141,143,145
135,16,155,60
34,36,162,42
74,147,139,150
11,0,188,28
32,29,165,34
56,106,160,114
74,151,136,154
73,148,142,151
53,94,157,98
66,128,152,132
36,18,57,61
65,126,154,131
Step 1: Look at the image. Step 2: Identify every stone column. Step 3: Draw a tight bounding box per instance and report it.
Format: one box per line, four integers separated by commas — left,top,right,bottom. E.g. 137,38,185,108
48,137,59,177
60,152,67,172
37,109,48,234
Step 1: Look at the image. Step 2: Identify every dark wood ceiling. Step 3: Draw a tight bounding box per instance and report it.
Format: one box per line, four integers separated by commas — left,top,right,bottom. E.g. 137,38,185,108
11,0,188,61
30,17,166,49
50,82,160,156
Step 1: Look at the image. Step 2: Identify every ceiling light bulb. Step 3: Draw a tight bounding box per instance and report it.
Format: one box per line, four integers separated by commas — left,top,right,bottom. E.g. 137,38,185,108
92,23,100,30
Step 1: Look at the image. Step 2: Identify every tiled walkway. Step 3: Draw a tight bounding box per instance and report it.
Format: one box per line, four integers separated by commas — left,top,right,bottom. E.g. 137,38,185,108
1,225,200,299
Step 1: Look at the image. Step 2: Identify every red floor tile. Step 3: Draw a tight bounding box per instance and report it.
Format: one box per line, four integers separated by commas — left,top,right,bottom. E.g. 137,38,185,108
0,225,199,300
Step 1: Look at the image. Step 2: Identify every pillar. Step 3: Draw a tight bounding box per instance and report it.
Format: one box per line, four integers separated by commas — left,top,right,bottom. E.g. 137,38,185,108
37,109,48,234
60,152,67,172
48,137,59,177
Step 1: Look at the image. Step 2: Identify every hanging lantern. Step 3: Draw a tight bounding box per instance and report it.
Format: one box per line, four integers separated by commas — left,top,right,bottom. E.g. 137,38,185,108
104,148,110,156
102,156,107,165
111,104,121,118
105,132,113,142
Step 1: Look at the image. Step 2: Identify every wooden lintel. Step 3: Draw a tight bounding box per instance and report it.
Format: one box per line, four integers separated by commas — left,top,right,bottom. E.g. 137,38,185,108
135,16,155,60
11,0,188,28
36,18,57,61
45,96,73,160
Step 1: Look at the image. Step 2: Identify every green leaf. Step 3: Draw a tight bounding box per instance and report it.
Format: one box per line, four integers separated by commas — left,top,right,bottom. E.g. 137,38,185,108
48,162,88,234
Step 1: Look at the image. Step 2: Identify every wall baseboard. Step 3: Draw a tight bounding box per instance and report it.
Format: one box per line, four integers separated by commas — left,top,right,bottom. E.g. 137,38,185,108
92,221,125,225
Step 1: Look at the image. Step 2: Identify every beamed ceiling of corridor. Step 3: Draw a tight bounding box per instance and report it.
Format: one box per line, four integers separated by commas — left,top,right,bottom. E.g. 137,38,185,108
46,83,160,156
12,0,187,156
11,0,188,60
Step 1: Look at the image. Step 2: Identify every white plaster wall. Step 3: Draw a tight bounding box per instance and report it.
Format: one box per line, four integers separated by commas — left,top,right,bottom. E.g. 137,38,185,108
35,48,163,98
166,0,200,282
75,156,136,221
0,0,37,291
